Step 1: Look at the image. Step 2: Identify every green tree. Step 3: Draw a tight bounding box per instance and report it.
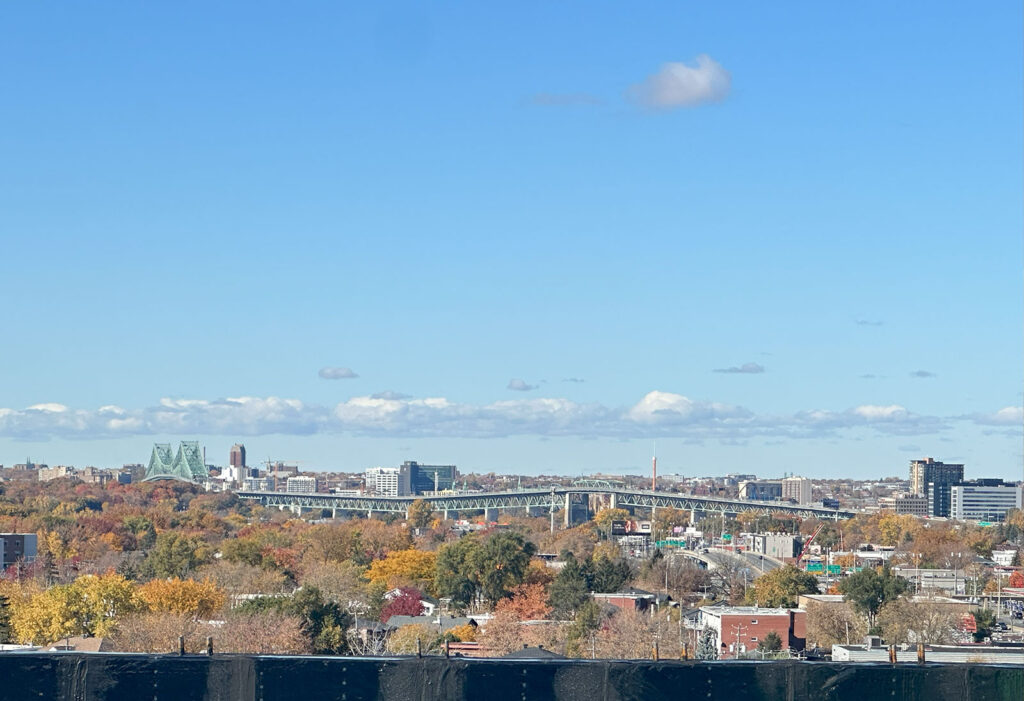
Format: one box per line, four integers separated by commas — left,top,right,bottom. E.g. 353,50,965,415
756,630,782,653
589,556,631,594
566,600,604,656
549,554,591,618
745,565,819,608
469,531,536,602
407,500,435,529
434,538,479,610
143,532,210,579
972,607,997,642
0,595,14,643
837,566,908,625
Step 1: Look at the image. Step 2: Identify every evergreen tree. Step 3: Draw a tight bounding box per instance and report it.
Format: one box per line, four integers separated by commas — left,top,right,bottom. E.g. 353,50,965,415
590,557,631,594
696,627,718,660
0,595,12,644
756,631,782,653
549,554,591,618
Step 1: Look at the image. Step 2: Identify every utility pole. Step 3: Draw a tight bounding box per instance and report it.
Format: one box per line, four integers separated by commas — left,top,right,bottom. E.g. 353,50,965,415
730,623,747,659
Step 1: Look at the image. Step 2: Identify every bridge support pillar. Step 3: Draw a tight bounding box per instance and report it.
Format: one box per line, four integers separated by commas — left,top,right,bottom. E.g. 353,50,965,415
564,493,571,528
442,509,449,521
484,507,498,523
609,493,617,510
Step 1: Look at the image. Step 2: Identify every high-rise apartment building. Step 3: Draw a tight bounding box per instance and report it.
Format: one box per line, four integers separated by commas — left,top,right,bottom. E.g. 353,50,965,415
229,444,247,469
781,477,812,504
950,480,1022,522
910,458,964,496
286,476,317,494
402,461,458,494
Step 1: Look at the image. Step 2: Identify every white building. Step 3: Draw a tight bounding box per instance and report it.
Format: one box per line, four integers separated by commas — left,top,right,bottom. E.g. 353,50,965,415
243,477,270,491
950,481,1022,522
286,476,317,494
365,466,401,496
992,549,1019,567
781,476,812,504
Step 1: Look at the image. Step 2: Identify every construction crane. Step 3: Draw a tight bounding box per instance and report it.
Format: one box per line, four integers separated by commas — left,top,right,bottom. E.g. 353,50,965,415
264,458,304,492
798,522,826,569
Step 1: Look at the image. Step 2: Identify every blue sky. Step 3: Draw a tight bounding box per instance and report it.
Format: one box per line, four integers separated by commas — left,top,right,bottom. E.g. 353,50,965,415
1,3,1021,480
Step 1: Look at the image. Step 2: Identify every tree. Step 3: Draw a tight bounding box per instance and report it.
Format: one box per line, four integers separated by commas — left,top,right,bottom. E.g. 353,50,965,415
297,559,369,610
594,608,655,659
593,508,630,533
876,598,957,645
745,565,819,608
142,532,210,579
387,623,438,654
12,572,142,643
238,586,351,654
407,500,435,529
470,531,536,603
805,601,867,648
696,626,719,660
434,538,479,610
756,631,782,653
380,587,425,622
366,549,437,593
837,566,908,625
138,577,226,618
972,607,997,642
549,554,591,618
494,583,551,621
565,600,605,657
590,556,631,594
448,623,477,642
1009,571,1024,588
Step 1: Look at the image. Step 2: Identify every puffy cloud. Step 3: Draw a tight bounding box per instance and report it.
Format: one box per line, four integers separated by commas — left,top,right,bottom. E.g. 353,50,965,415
319,367,359,380
909,370,937,379
968,406,1023,426
0,392,995,442
713,362,765,374
507,379,538,392
629,55,731,109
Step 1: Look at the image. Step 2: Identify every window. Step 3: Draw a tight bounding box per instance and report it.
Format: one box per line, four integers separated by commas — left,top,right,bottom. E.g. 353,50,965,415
750,619,758,624
750,637,758,642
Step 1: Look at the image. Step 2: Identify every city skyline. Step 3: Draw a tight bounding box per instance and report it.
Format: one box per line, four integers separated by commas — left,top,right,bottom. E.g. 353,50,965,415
1,4,1021,479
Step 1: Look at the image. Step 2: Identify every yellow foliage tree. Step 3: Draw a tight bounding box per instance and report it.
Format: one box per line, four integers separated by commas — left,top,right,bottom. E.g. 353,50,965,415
448,623,477,642
366,549,437,593
138,578,227,619
12,572,142,644
594,508,631,532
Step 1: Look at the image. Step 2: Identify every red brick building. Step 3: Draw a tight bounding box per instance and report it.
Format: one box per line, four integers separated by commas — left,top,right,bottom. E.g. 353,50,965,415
699,606,806,658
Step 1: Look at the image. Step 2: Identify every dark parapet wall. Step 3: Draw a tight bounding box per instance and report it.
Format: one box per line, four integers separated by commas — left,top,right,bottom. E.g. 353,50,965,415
0,653,1020,701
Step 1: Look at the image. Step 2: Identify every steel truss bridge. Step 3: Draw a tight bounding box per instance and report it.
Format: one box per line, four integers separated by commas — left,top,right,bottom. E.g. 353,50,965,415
236,485,854,523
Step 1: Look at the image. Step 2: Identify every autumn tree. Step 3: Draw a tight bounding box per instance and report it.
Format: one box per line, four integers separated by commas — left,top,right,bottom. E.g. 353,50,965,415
805,601,867,648
593,508,631,534
494,583,551,621
12,572,142,643
138,577,226,618
388,624,438,654
366,549,437,593
745,565,819,608
876,598,957,645
470,531,536,603
238,586,350,654
380,587,425,622
1009,571,1024,588
407,500,435,529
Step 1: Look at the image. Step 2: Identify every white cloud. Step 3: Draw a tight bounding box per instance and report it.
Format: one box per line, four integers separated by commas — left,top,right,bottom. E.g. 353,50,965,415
507,379,538,392
319,367,359,380
969,406,1023,426
630,55,731,109
713,362,765,375
0,392,1002,442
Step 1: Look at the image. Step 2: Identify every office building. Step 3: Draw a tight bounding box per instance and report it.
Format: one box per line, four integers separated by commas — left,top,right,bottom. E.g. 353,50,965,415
781,477,812,504
950,480,1022,522
739,480,782,501
749,534,804,560
0,534,37,569
365,467,407,496
402,461,458,494
243,477,270,492
910,458,964,496
229,444,246,469
878,493,929,516
286,476,317,494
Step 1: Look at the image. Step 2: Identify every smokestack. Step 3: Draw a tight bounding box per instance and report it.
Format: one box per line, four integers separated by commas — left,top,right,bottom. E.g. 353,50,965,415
651,444,657,491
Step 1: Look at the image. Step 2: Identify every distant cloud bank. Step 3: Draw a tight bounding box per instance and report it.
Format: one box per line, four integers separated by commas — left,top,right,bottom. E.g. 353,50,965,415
629,55,731,109
319,367,359,380
713,362,764,374
1,392,1014,443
